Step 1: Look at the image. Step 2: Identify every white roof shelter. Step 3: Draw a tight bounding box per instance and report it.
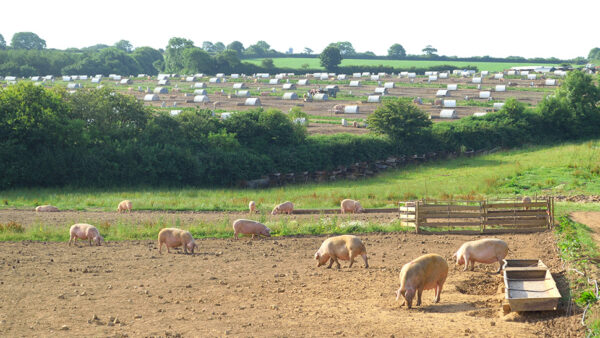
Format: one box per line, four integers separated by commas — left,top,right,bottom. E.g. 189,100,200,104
144,94,159,101
193,95,210,103
367,95,381,103
440,109,457,118
194,82,206,88
479,91,491,99
236,90,250,97
384,82,395,89
349,80,361,87
233,83,247,89
495,85,506,92
282,83,296,90
245,98,261,106
282,92,298,100
153,87,168,94
447,84,458,91
344,105,360,114
436,90,449,97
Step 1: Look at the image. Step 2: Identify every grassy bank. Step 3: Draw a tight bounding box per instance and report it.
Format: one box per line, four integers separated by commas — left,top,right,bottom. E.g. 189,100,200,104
1,140,599,212
555,216,600,335
245,58,565,73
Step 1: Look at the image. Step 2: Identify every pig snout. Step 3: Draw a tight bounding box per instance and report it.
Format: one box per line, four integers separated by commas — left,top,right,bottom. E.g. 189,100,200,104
404,289,415,309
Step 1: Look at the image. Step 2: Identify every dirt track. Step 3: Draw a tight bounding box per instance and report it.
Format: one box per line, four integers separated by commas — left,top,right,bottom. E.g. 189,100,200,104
0,209,584,337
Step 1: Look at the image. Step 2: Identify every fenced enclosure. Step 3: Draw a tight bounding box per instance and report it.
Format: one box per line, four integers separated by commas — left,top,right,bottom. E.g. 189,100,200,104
399,197,554,233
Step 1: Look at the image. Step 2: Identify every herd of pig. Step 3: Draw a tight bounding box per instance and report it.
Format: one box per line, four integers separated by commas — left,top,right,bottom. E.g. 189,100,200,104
37,198,511,309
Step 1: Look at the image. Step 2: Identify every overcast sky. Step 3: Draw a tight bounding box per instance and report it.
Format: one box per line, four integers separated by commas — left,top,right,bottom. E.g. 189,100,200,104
2,0,596,59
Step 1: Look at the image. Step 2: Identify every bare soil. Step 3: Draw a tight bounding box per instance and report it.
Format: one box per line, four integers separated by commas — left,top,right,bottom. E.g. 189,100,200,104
0,210,584,337
570,211,600,246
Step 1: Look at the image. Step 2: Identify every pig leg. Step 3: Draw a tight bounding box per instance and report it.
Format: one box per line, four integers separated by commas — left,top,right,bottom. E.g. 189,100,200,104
495,257,503,273
333,256,341,269
183,243,188,254
416,288,423,306
251,234,255,239
234,231,239,240
69,235,74,246
327,258,334,269
434,281,444,303
361,254,369,268
469,259,475,271
158,241,163,254
88,238,92,246
462,253,469,271
349,252,355,268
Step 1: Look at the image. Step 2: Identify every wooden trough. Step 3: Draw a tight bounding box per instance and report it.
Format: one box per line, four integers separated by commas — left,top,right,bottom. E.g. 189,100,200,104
502,259,560,313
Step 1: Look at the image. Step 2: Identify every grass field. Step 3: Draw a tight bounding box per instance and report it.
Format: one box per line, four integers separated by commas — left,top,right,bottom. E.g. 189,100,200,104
244,58,564,73
1,140,599,213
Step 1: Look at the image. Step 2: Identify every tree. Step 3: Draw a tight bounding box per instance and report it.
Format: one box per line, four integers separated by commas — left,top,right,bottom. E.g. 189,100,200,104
132,46,163,75
114,40,133,53
226,41,244,56
11,32,46,50
214,50,241,73
0,34,5,50
182,47,213,74
261,58,274,69
499,98,526,120
202,41,215,53
422,45,437,56
329,41,355,56
319,46,342,72
366,99,432,141
303,47,313,55
164,37,194,73
589,47,600,60
214,42,226,53
388,43,406,59
255,41,270,51
557,70,600,135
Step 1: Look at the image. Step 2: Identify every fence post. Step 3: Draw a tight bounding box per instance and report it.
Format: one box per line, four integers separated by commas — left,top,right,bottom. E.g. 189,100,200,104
415,200,420,234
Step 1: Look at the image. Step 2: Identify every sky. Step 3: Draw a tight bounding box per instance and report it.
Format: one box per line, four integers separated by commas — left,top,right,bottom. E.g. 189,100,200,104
1,0,597,59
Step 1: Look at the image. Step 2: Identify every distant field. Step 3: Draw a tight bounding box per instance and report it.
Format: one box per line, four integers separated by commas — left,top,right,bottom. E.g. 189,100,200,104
245,58,564,72
2,140,599,213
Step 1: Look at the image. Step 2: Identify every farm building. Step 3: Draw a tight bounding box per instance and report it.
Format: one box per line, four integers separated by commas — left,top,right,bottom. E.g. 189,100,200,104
344,105,360,114
194,82,206,88
507,70,516,76
91,77,101,84
349,80,361,87
120,78,132,85
220,112,232,119
193,89,207,95
493,102,505,110
370,75,380,81
297,79,309,86
472,77,482,84
245,98,261,106
481,71,489,76
353,73,362,78
158,74,169,80
43,75,54,81
185,76,197,82
154,87,168,94
233,83,247,89
62,76,72,82
79,75,88,80
216,73,225,78
407,73,416,78
495,85,506,92
235,90,250,97
362,72,371,77
479,91,491,99
494,73,504,79
337,74,347,80
269,79,279,85
384,82,394,89
436,90,449,97
473,112,487,117
545,79,557,86
367,95,380,103
193,95,210,103
231,74,240,79
443,100,456,108
439,72,449,79
521,71,530,76
170,110,182,116
527,74,537,80
320,74,329,80
399,71,408,77
31,76,40,81
282,83,296,90
158,79,170,85
378,72,387,77
374,87,387,95
144,94,159,101
209,77,221,83
67,83,82,89
440,109,457,118
428,75,438,81
447,84,458,91
313,93,328,101
282,92,298,100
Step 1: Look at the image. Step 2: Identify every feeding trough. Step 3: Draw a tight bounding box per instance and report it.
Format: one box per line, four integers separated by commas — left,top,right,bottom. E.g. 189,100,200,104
502,259,560,313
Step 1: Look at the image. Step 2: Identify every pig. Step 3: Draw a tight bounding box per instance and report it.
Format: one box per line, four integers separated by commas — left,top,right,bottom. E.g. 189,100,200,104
233,219,271,239
249,201,256,214
314,235,368,269
35,205,59,212
157,228,198,254
69,223,104,246
340,199,364,214
117,200,132,213
396,254,448,309
522,196,531,210
453,238,508,273
271,201,294,215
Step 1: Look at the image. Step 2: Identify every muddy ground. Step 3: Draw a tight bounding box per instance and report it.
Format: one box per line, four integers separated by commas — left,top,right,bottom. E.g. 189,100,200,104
0,209,584,337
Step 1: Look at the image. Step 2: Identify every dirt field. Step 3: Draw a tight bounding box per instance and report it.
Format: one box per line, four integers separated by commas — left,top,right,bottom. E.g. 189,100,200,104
0,210,584,337
571,211,600,246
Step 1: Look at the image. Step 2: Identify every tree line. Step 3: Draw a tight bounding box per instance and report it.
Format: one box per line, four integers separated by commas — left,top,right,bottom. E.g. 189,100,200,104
1,70,598,189
0,31,588,77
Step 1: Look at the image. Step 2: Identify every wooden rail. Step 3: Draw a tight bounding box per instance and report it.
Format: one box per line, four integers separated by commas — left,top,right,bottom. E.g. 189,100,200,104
399,198,553,233
291,208,398,215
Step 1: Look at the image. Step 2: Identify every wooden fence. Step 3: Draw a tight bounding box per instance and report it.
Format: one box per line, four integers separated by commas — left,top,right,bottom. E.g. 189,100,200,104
399,197,554,233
